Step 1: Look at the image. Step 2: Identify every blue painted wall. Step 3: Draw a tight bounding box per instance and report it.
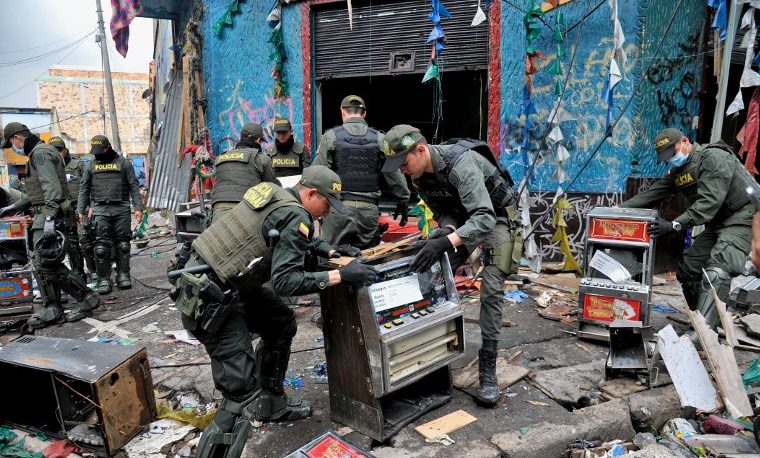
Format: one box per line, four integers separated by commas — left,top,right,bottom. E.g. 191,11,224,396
498,0,705,194
201,0,305,154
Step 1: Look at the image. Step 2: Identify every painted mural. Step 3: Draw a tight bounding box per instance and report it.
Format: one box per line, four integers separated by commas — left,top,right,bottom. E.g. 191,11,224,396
201,0,305,155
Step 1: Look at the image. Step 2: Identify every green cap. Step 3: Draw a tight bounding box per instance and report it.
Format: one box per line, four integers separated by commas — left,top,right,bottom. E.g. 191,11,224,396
49,136,66,150
2,122,29,149
381,124,424,172
90,135,111,155
299,165,346,214
241,123,264,140
273,118,292,133
340,95,366,110
654,128,684,163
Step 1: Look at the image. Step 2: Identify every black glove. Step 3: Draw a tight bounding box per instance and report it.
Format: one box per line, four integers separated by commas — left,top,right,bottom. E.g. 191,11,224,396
331,244,362,258
339,258,377,286
410,236,452,272
42,218,57,242
394,200,409,227
429,226,454,239
0,204,18,217
647,217,675,238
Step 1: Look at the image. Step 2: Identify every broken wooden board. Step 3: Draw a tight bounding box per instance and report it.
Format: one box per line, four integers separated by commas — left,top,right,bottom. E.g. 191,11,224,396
414,410,477,440
704,269,737,348
531,275,579,294
657,324,721,412
453,356,530,398
689,310,753,418
325,237,416,268
599,378,649,398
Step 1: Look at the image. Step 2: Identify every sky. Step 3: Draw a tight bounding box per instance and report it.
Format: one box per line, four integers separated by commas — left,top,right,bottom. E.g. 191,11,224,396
0,0,154,107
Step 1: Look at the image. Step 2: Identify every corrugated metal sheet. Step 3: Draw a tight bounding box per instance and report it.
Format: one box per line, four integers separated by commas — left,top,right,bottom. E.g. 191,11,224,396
314,0,489,79
147,69,192,211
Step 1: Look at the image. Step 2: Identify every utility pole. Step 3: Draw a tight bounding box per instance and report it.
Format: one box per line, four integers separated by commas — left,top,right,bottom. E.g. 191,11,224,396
95,0,122,151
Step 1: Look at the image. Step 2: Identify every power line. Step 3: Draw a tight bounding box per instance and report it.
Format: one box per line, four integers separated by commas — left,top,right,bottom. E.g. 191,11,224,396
0,31,94,102
28,111,96,131
0,32,95,55
0,31,95,67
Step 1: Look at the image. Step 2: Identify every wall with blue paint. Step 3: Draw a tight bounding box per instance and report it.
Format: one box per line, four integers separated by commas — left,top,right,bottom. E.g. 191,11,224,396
498,0,705,194
200,0,305,154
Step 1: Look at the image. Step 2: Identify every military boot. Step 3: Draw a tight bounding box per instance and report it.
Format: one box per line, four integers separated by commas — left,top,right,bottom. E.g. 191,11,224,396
115,241,132,289
253,341,311,421
476,348,500,406
67,291,101,322
94,245,112,295
27,305,65,329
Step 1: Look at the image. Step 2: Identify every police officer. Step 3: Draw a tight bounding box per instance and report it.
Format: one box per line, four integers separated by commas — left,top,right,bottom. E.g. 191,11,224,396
49,136,93,282
2,122,100,328
381,124,520,406
620,128,758,329
77,135,144,294
211,123,278,223
265,118,311,178
170,166,372,458
313,95,410,248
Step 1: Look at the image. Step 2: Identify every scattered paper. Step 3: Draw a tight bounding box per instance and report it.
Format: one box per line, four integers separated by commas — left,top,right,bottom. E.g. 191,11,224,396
589,251,632,283
165,330,201,346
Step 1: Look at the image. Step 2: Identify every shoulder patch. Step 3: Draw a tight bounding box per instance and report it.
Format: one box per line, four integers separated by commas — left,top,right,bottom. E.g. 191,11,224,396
297,221,310,239
33,153,46,166
243,182,274,209
702,156,716,172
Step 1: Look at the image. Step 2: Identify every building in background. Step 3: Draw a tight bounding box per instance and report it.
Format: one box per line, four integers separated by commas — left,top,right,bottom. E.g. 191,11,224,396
0,107,53,188
37,66,150,157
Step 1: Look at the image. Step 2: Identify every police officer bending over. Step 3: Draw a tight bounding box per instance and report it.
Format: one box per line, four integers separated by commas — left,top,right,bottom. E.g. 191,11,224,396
621,128,759,330
78,136,144,294
381,124,521,406
2,122,100,328
211,123,278,223
170,165,373,458
265,118,311,178
314,95,410,248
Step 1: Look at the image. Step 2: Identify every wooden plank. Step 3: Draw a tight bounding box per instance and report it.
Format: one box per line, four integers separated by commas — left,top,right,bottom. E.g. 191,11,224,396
453,357,529,390
704,269,737,348
414,410,477,440
689,310,753,418
531,277,578,294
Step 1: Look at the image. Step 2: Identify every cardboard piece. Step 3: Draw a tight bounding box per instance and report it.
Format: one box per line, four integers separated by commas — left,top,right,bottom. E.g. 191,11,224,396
704,269,737,348
657,324,721,412
414,410,477,440
689,311,753,418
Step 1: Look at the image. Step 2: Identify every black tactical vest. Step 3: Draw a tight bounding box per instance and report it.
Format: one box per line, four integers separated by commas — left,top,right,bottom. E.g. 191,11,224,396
211,148,264,204
64,157,81,202
417,141,514,219
24,144,69,206
90,156,129,203
333,125,382,193
673,143,754,212
194,183,302,288
267,142,305,177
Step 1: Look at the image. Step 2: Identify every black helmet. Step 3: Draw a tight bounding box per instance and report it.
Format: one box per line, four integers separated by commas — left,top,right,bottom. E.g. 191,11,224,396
34,231,67,264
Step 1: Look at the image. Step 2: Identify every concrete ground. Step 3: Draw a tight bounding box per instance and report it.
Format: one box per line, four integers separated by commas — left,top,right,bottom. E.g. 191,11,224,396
6,235,756,458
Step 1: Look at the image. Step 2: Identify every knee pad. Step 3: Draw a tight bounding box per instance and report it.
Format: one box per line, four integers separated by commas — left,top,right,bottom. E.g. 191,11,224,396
117,241,131,255
702,266,730,297
94,245,109,261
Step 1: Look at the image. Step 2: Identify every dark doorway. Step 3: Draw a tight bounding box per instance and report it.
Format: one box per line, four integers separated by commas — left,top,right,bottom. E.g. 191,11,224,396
316,70,488,144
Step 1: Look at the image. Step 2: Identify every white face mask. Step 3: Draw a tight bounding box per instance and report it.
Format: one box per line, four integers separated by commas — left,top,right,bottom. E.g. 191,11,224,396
668,150,688,167
11,145,24,155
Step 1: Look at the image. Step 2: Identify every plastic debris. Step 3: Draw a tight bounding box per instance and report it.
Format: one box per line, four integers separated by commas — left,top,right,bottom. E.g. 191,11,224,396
518,427,530,437
0,427,43,458
283,375,303,389
156,398,215,430
505,290,529,304
742,358,760,387
651,303,679,314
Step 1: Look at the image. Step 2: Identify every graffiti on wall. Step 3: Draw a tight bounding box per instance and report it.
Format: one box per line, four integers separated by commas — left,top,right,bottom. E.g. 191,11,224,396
499,39,639,193
644,33,700,128
217,79,294,151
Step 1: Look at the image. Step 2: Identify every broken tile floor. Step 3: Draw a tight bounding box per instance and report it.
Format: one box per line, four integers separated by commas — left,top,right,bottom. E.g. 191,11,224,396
4,238,759,458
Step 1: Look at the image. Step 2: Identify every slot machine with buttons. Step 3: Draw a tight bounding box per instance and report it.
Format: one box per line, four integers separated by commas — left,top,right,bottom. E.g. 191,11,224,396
320,248,465,441
578,207,659,341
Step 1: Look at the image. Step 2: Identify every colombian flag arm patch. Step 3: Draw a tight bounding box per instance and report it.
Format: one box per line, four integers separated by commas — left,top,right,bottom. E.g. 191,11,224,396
298,222,310,239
